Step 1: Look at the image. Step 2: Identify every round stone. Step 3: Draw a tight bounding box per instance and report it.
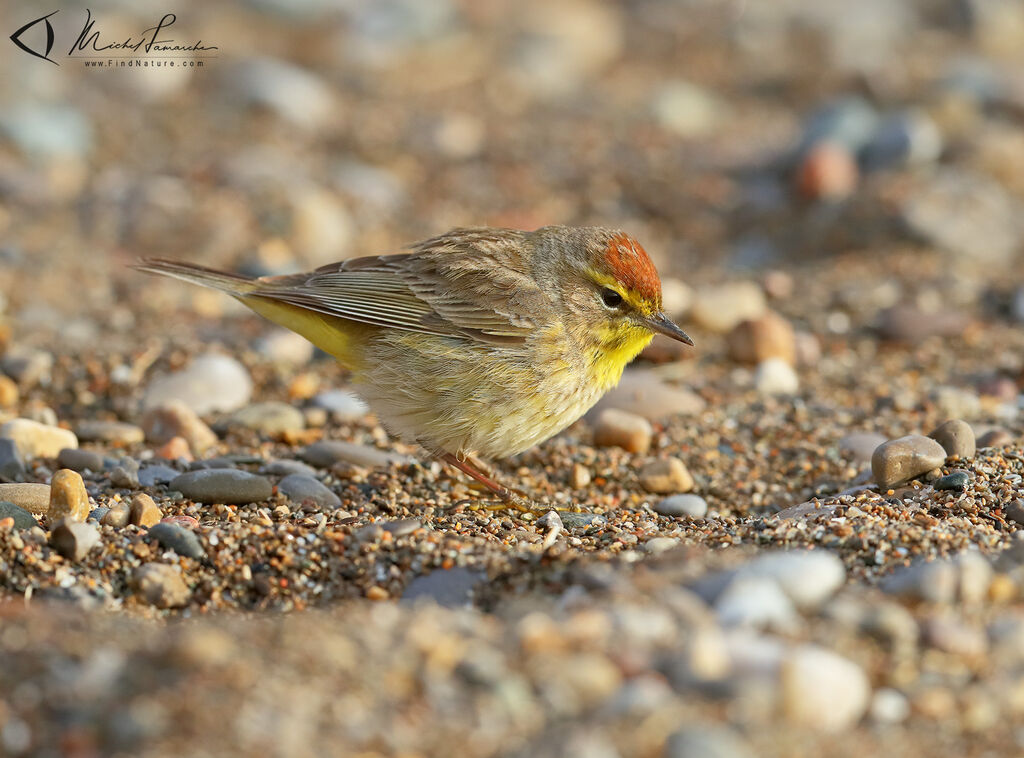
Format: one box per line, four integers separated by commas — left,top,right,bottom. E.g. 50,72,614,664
49,469,90,521
727,311,796,365
0,418,78,460
133,563,191,608
871,435,947,489
654,494,708,518
56,447,105,473
129,494,163,527
593,408,652,454
639,458,694,494
147,522,205,559
142,353,253,414
277,474,341,510
754,358,799,395
227,402,305,436
781,645,870,732
75,420,144,445
928,419,976,459
141,400,218,455
170,469,272,504
934,471,969,491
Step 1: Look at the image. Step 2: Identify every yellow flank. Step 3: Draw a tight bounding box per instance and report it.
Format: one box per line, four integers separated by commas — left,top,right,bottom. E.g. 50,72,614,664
241,295,372,370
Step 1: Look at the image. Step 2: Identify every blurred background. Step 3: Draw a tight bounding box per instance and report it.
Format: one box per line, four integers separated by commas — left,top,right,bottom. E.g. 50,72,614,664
0,0,1023,380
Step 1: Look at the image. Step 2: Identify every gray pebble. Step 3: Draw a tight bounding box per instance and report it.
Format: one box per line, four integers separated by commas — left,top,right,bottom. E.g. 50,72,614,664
50,520,100,561
928,419,976,459
142,353,253,414
654,494,708,518
227,402,305,436
138,465,181,487
147,522,205,559
101,502,131,528
300,440,408,469
0,438,25,482
170,469,273,504
381,518,421,537
133,563,191,608
56,447,104,473
401,567,486,608
260,459,319,478
109,462,140,489
871,435,947,489
0,501,39,529
665,726,754,758
559,511,607,529
310,390,368,421
277,474,340,510
75,420,144,445
837,432,887,464
882,559,957,604
934,470,969,491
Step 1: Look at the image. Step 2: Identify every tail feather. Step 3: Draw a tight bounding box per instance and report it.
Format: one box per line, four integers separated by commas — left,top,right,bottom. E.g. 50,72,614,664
132,258,257,295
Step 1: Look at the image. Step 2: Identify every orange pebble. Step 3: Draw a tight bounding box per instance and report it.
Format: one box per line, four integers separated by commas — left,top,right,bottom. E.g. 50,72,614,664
157,436,193,461
796,141,858,200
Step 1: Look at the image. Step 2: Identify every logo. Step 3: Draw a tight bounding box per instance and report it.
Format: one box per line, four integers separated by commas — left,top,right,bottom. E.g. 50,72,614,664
9,8,218,68
9,10,59,65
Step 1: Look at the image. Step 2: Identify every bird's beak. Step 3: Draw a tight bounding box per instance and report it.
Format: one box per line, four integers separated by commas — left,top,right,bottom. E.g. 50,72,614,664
640,312,694,346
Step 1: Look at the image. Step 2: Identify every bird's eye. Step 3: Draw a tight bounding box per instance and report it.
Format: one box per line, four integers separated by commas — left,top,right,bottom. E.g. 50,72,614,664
601,288,624,309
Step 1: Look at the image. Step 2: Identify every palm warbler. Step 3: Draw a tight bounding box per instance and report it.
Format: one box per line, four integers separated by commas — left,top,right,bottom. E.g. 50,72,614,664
135,226,693,510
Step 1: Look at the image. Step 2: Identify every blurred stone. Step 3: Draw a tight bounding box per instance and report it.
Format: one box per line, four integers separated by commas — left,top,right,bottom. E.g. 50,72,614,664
570,463,591,489
49,469,90,522
924,614,987,657
0,439,25,482
133,563,190,608
690,282,766,334
170,470,272,505
158,437,193,461
871,435,947,489
310,390,370,421
300,440,408,468
882,559,957,604
0,104,92,159
754,358,799,395
142,400,218,454
665,726,753,758
290,188,354,262
876,304,968,342
0,419,78,460
798,96,879,155
101,503,131,528
147,522,205,560
1,349,54,388
933,386,981,421
870,687,911,724
715,575,797,630
977,428,1013,448
902,168,1023,264
0,483,49,514
142,354,253,415
402,567,486,608
929,419,976,459
56,448,104,473
75,420,144,445
860,110,942,170
742,550,846,610
639,458,693,494
796,142,858,201
278,474,341,510
838,432,887,464
727,312,796,365
590,370,705,420
50,520,100,561
233,58,337,129
0,375,18,408
129,494,162,528
661,278,693,319
781,646,870,732
654,494,707,518
0,501,38,530
227,402,305,436
109,460,140,489
593,409,652,454
254,329,315,365
651,81,726,138
138,465,180,487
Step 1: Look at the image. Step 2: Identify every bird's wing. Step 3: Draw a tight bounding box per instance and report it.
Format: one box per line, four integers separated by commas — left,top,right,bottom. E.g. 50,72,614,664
249,230,548,344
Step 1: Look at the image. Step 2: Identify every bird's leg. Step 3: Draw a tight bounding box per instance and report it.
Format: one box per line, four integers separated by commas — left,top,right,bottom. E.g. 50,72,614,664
438,452,545,513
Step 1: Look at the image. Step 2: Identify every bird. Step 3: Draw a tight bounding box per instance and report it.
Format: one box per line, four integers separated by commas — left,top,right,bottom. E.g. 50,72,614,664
134,225,693,511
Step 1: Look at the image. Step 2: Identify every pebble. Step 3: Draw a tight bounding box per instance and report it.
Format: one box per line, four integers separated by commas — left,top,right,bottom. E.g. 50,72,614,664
689,281,767,334
727,311,796,365
299,440,408,469
870,688,911,724
138,465,181,487
928,419,976,459
109,459,141,489
129,494,163,527
133,563,191,608
235,57,337,130
715,575,798,630
837,432,888,464
976,428,1013,448
754,358,800,395
381,518,421,537
593,409,652,454
170,469,273,505
142,400,219,454
0,375,18,408
0,483,50,514
56,447,104,473
310,390,369,421
147,522,205,559
924,614,987,657
882,559,957,604
639,458,694,494
48,469,91,522
277,474,341,510
401,567,486,608
260,460,319,478
590,370,705,421
741,550,846,610
780,645,870,732
142,353,253,414
227,402,305,436
953,551,993,604
643,536,680,554
934,471,969,491
50,520,100,561
654,494,708,518
876,304,968,342
570,463,591,489
796,141,858,200
557,511,606,529
651,80,726,138
75,421,144,445
664,726,754,758
860,110,942,170
1,349,54,388
101,503,131,528
158,437,193,461
798,96,879,155
0,438,25,481
1006,500,1024,527
0,501,39,530
871,435,947,489
0,418,78,460
254,329,314,365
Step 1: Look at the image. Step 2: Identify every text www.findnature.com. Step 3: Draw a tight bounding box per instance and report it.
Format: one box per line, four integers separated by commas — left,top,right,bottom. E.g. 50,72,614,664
83,60,205,67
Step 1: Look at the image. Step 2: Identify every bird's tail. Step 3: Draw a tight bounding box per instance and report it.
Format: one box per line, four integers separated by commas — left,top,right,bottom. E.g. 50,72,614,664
132,258,259,296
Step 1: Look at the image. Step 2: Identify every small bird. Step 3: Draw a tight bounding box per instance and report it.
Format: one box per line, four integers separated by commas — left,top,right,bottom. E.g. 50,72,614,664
135,226,693,510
